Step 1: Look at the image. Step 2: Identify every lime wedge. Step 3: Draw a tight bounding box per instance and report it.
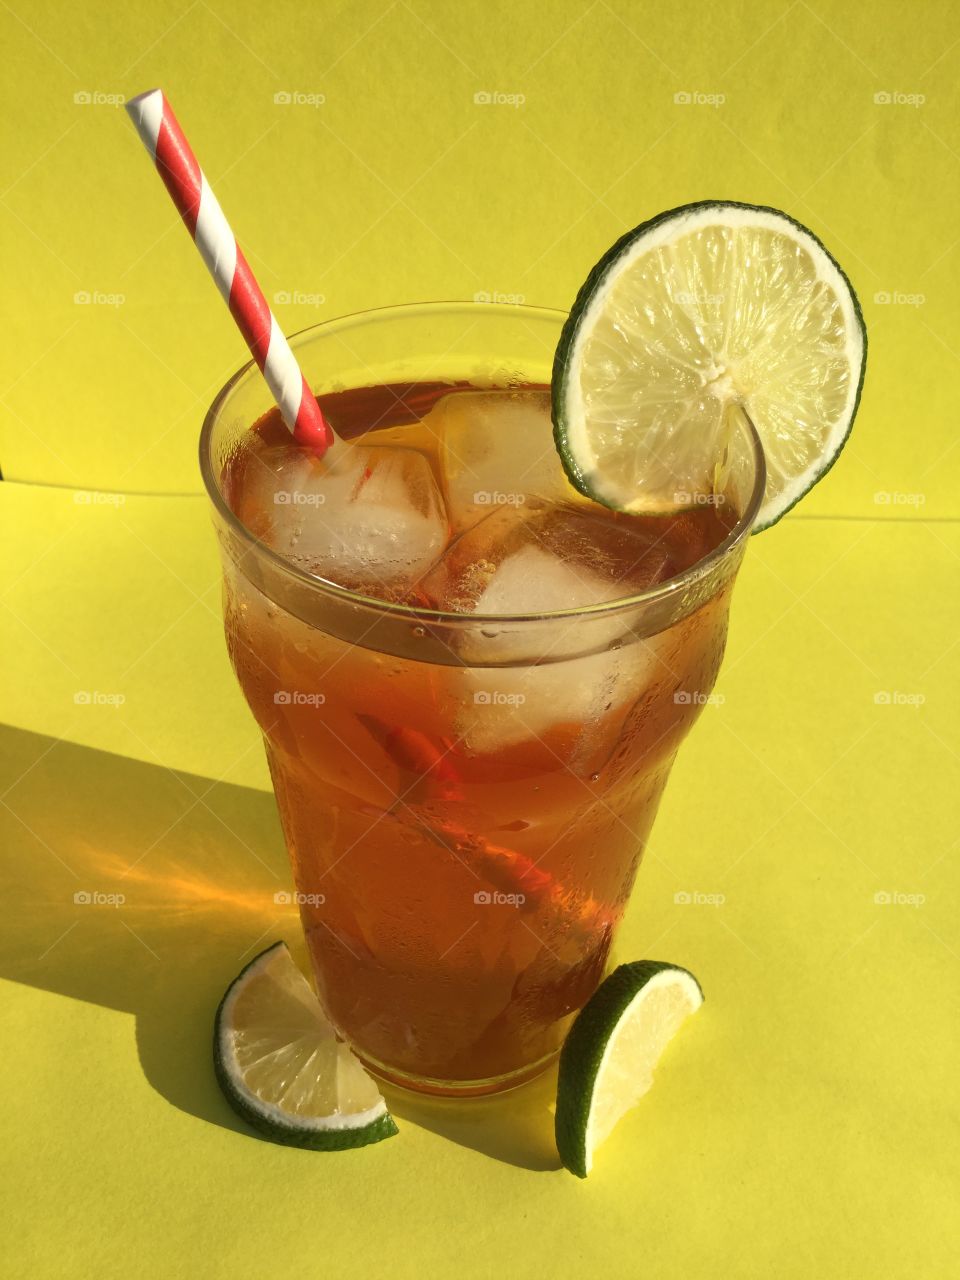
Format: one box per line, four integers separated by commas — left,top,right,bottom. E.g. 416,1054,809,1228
555,960,704,1177
552,200,866,530
214,942,397,1149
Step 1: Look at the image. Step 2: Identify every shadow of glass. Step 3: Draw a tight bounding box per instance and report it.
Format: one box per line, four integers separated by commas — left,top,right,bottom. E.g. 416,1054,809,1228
384,1065,562,1172
1,724,561,1170
0,723,297,1138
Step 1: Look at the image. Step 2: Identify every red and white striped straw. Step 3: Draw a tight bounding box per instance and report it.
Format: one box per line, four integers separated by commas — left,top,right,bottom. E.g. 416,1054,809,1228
125,88,333,455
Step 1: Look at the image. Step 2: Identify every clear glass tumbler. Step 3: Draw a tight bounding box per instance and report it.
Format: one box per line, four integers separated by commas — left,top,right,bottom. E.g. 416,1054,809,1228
201,302,764,1095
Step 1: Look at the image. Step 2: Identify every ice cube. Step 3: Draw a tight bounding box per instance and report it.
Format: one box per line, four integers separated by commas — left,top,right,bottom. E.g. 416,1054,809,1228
417,505,673,754
243,442,449,598
427,390,580,532
419,504,670,633
477,543,614,616
453,643,662,756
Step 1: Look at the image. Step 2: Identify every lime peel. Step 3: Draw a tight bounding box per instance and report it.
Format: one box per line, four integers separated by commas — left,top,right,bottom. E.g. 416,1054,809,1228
214,941,398,1150
552,200,867,531
555,960,704,1177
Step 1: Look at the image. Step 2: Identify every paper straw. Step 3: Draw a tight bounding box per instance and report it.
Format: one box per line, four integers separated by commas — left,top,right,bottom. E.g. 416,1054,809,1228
125,88,333,454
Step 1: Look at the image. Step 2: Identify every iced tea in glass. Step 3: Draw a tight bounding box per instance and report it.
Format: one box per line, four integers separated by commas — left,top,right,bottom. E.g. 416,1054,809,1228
201,303,763,1095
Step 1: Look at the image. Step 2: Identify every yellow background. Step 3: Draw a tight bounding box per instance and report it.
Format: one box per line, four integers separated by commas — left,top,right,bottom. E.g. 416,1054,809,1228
1,1,958,1276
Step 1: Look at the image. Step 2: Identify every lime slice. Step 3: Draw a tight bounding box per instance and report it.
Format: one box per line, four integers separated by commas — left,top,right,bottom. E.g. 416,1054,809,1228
214,942,398,1149
555,960,703,1177
552,200,866,530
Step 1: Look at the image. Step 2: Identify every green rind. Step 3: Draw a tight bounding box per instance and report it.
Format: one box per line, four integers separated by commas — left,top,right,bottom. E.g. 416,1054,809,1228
554,960,704,1178
551,199,868,533
213,941,398,1151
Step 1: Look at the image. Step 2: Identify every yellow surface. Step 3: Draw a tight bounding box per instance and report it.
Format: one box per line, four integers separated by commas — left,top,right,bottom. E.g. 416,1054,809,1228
1,1,959,1276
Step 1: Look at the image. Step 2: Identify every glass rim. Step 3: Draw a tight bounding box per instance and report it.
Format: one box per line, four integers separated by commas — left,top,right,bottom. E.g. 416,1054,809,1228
199,299,767,626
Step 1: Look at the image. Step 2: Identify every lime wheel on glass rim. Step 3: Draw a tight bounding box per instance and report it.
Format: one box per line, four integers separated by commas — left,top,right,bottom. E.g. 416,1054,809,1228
552,200,867,530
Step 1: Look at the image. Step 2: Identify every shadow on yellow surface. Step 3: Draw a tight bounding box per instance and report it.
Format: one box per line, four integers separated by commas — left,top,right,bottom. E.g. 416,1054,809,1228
0,723,560,1169
387,1066,561,1172
0,723,290,1140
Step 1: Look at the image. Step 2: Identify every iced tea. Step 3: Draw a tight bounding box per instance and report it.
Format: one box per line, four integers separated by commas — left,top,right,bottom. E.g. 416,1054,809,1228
218,380,742,1093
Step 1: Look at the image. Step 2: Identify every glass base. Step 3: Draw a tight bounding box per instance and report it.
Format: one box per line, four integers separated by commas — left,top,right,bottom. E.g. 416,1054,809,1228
357,1048,561,1098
